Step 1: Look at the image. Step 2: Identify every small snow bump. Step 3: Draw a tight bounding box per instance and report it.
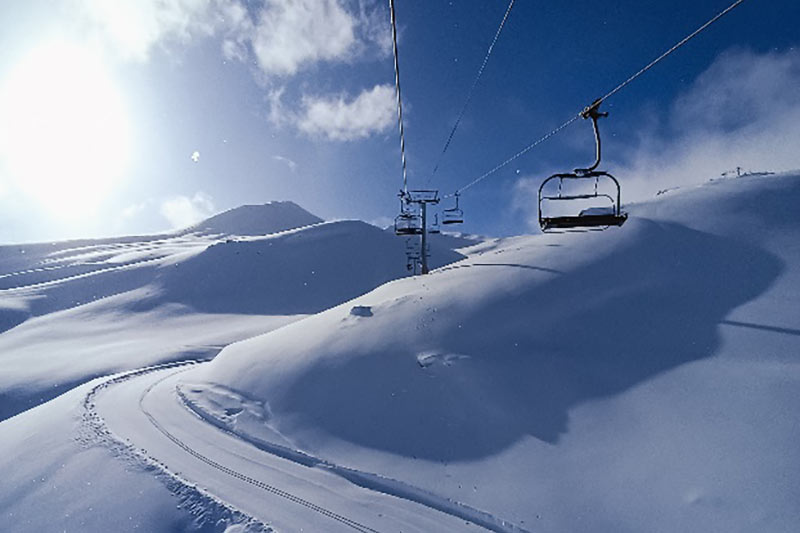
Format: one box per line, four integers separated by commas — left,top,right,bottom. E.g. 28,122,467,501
350,305,373,317
417,351,469,368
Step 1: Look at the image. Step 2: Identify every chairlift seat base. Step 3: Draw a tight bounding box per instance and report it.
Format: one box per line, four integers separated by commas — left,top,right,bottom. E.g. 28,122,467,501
395,228,424,236
540,213,627,231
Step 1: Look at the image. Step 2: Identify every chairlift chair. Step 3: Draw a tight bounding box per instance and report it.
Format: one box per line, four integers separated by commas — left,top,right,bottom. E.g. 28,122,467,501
429,213,441,234
394,192,423,235
442,193,464,225
394,211,423,235
538,101,627,232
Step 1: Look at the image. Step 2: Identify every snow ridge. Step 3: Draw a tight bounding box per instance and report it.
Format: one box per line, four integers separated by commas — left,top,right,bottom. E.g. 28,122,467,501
177,383,530,533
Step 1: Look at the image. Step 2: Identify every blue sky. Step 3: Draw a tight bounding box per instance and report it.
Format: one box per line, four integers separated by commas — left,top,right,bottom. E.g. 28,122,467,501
0,0,798,243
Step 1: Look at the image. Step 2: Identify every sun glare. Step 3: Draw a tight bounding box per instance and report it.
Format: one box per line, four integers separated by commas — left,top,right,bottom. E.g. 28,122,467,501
0,41,130,219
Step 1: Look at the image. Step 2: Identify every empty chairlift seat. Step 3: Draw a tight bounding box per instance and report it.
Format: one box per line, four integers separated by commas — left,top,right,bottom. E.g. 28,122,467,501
537,100,627,232
394,212,423,235
441,193,464,225
538,172,627,231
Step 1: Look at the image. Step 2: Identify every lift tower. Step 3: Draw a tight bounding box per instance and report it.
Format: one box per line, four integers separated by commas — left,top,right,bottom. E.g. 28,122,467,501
395,190,439,274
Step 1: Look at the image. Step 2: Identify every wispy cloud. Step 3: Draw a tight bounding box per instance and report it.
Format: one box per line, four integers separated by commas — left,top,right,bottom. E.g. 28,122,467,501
297,84,395,141
160,191,215,229
75,0,222,62
121,198,155,220
76,0,388,75
240,0,391,76
616,47,800,200
369,215,393,229
74,0,392,141
514,47,800,229
354,0,393,58
249,0,356,76
273,155,298,172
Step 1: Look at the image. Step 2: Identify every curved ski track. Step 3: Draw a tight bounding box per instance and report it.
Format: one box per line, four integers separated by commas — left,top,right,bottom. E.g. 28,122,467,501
82,361,523,533
138,368,381,533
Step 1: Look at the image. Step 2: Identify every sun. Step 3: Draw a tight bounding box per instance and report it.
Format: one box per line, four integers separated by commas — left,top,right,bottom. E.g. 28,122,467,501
0,41,131,219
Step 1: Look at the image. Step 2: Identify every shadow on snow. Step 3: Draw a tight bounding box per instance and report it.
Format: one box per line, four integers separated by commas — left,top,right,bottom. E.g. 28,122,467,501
280,220,783,460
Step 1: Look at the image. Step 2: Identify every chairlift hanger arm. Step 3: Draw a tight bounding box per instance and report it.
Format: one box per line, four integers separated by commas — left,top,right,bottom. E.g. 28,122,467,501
575,99,608,174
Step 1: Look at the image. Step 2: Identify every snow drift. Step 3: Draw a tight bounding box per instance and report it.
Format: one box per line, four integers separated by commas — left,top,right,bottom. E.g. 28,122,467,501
183,172,800,531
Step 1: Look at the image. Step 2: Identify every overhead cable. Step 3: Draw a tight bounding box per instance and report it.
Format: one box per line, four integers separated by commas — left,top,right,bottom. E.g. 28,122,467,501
429,0,517,183
451,0,751,197
389,0,409,193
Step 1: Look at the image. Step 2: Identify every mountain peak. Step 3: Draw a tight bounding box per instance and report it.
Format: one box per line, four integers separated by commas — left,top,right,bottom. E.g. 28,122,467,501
186,201,323,236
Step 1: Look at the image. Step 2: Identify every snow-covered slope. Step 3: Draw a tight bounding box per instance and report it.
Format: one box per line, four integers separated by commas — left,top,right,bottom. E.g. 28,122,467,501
0,202,320,327
1,174,797,533
0,205,469,422
0,380,236,533
159,220,465,315
182,172,800,532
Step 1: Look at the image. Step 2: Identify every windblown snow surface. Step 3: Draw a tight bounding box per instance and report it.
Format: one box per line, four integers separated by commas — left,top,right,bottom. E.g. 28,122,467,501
0,173,797,532
0,202,467,422
183,172,800,532
0,202,474,532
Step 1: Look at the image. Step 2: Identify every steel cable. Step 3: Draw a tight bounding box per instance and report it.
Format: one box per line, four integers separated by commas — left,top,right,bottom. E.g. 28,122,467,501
429,0,517,183
450,0,751,198
389,0,408,193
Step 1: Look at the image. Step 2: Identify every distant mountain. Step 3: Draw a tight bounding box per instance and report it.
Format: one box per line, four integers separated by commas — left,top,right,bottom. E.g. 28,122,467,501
184,201,323,236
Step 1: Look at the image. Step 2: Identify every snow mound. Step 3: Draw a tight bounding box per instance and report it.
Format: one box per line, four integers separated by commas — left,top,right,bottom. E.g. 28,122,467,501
157,220,466,315
184,201,322,236
191,215,781,453
0,202,473,422
185,172,800,531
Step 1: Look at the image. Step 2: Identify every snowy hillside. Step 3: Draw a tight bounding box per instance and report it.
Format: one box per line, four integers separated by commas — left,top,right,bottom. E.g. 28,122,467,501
0,173,797,533
0,204,468,422
159,220,465,315
181,172,800,532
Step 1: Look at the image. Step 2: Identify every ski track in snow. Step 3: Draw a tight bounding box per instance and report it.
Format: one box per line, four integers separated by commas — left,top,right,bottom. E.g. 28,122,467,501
82,361,526,533
177,383,527,533
0,233,214,291
139,369,383,533
2,255,164,292
78,360,273,533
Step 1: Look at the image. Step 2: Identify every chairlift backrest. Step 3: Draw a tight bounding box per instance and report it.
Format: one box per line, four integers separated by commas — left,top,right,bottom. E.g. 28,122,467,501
441,193,464,225
407,189,440,203
394,211,423,235
442,210,463,225
429,213,441,234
